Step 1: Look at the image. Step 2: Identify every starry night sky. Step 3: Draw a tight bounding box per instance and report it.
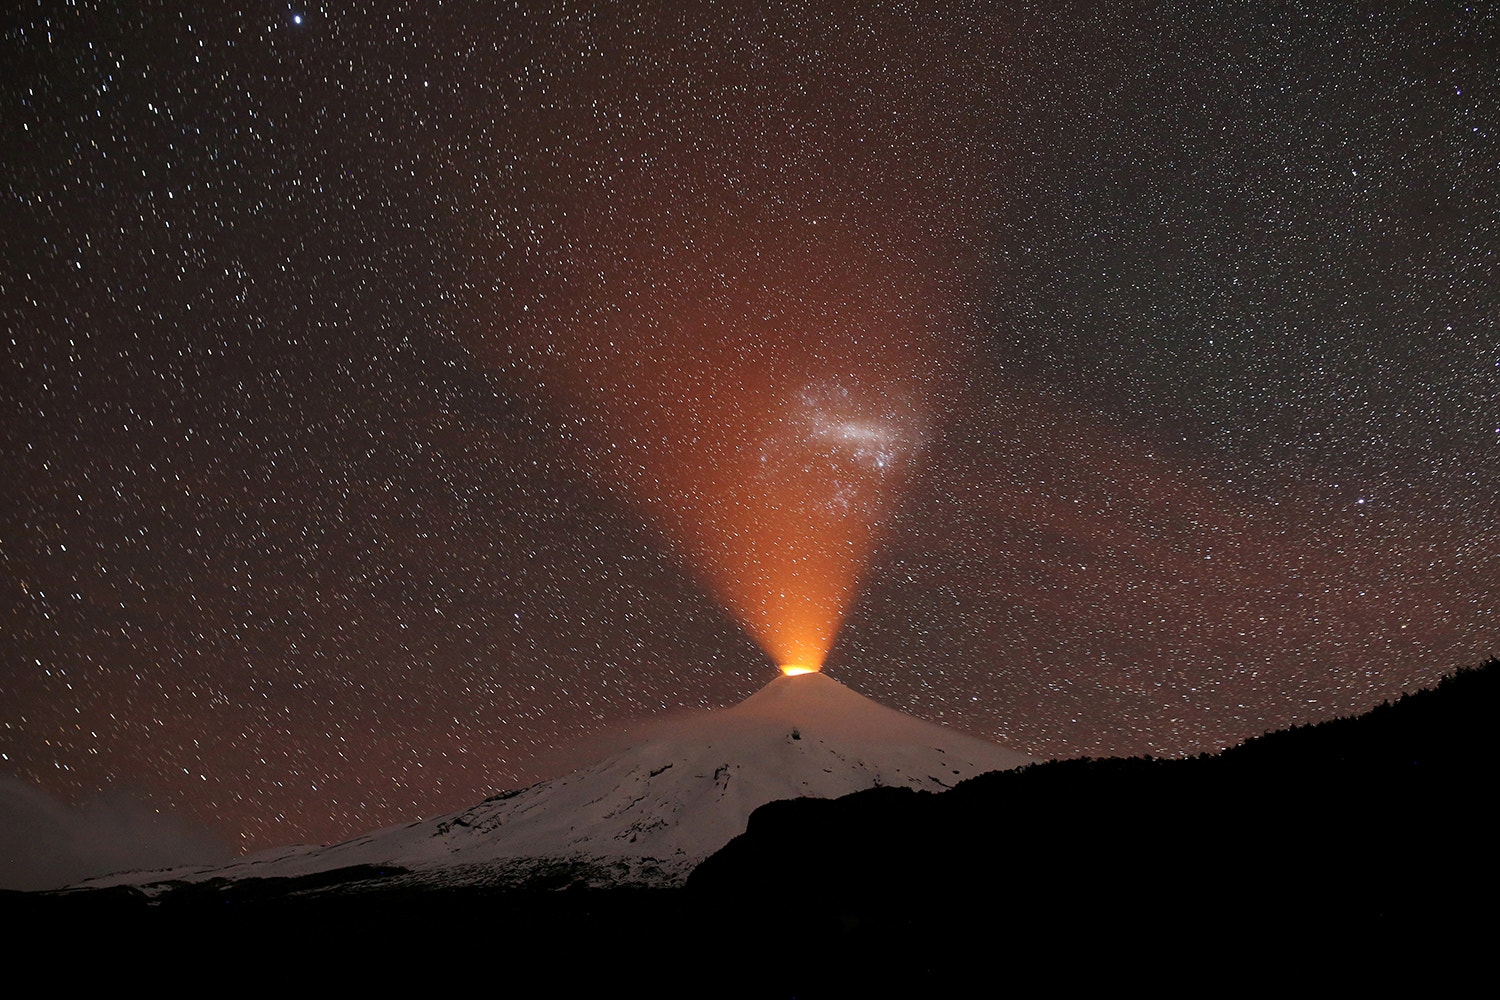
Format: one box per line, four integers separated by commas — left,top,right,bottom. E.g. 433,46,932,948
5,2,1497,856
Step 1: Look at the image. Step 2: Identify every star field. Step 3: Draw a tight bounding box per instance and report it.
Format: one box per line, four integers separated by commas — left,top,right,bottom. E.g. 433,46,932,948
4,2,1496,854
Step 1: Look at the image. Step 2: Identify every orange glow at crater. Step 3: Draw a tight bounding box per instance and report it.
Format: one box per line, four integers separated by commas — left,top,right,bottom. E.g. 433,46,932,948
460,6,988,677
779,664,819,677
496,210,952,672
475,128,979,680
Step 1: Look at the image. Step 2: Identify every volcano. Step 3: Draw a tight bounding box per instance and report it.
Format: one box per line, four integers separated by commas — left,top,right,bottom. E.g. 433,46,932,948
81,672,1032,892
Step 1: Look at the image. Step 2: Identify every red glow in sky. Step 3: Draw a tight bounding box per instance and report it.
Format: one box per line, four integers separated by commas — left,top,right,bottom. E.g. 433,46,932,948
460,5,989,672
529,214,944,670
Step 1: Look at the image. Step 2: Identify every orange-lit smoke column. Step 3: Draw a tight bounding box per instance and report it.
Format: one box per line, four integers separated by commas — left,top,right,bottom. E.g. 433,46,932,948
524,217,946,673
462,7,989,674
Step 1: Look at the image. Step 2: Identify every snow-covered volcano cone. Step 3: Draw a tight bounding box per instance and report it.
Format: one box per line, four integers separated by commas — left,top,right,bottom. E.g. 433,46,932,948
83,672,1032,891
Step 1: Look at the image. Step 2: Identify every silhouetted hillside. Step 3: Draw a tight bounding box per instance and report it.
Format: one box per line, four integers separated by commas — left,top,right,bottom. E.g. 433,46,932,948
10,660,1496,992
688,658,1500,982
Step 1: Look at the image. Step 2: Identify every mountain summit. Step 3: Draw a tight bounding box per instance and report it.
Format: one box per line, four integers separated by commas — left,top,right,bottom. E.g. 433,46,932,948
83,672,1032,890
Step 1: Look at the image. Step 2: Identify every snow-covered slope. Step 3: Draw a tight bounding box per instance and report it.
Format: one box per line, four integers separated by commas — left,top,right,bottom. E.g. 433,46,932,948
83,672,1032,890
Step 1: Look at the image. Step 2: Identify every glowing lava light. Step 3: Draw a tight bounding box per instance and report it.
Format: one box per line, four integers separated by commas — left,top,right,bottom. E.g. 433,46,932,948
494,211,948,681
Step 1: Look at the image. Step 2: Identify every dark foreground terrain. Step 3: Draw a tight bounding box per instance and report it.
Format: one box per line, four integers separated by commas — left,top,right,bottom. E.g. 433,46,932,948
10,659,1497,994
